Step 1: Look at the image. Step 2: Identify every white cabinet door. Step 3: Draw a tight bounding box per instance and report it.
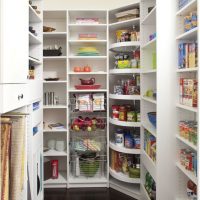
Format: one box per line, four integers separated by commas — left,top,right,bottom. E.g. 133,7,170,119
0,84,28,113
0,0,28,83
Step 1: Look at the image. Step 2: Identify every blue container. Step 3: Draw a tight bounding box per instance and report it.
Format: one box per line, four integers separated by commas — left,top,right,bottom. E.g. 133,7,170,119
147,112,156,128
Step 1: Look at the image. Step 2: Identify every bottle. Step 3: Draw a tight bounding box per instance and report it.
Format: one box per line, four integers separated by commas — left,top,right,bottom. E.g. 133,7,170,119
75,154,80,177
131,25,137,41
115,129,124,147
51,160,58,179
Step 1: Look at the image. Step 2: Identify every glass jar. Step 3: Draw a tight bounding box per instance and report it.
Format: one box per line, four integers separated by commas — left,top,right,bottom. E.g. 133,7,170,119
127,111,136,122
112,105,119,120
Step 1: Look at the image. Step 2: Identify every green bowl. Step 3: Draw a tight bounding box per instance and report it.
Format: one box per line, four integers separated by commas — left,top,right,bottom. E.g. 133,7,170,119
80,160,100,177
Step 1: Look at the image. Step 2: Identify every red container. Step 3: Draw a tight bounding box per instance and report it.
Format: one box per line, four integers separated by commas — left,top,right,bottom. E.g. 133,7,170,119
51,160,58,179
75,84,101,90
112,105,119,120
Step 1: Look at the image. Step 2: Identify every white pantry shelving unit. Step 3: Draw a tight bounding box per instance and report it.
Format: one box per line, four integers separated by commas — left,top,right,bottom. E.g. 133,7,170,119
174,0,199,199
108,2,142,198
39,1,200,199
67,10,109,188
43,10,68,188
140,0,157,199
28,0,44,200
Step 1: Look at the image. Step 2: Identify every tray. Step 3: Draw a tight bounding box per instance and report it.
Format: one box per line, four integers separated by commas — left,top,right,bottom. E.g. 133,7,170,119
75,84,101,90
44,78,59,81
43,49,62,56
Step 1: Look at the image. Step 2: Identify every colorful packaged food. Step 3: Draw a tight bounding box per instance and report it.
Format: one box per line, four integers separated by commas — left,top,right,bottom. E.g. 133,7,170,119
112,105,119,120
119,106,127,121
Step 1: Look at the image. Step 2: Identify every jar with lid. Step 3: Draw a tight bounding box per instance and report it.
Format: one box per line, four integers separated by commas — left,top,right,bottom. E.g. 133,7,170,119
114,80,123,95
119,106,127,121
112,105,119,120
127,111,136,122
115,129,124,147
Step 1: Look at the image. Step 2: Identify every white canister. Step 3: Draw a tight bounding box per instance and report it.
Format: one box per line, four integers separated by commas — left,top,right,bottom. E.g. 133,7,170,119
55,140,66,152
115,130,124,147
48,139,56,150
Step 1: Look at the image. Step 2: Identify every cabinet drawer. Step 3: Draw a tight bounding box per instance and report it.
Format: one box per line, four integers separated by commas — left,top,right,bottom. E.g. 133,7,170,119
28,81,43,103
0,84,28,113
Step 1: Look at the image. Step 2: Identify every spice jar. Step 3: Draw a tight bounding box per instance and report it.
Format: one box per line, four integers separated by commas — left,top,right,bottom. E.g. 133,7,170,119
119,106,127,121
112,105,119,120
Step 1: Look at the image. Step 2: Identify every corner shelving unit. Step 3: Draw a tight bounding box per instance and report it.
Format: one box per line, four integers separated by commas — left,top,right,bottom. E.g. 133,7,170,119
174,0,199,199
43,10,68,188
108,2,142,198
140,0,157,199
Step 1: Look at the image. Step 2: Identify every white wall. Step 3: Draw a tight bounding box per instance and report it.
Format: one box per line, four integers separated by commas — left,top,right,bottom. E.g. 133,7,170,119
44,0,139,10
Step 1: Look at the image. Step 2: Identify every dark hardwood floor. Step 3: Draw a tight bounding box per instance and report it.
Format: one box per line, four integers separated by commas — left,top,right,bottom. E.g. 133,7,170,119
44,188,136,200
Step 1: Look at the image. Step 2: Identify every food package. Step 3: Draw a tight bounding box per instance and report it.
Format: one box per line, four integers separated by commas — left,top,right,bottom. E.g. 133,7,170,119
76,94,92,111
93,93,105,111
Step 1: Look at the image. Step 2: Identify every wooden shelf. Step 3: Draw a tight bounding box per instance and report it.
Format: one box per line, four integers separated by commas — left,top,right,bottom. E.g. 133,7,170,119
69,40,107,44
69,89,108,93
43,128,67,133
68,176,107,184
176,0,197,16
109,94,141,100
109,142,141,154
109,41,140,53
109,168,140,184
43,105,67,109
176,103,198,113
68,24,107,27
142,38,156,49
109,118,141,127
29,56,42,65
29,32,42,45
176,27,197,40
176,134,197,151
141,150,156,181
176,67,198,72
110,177,141,200
43,80,67,83
142,96,157,104
141,6,156,25
29,5,42,23
176,162,197,184
68,56,107,60
44,149,67,157
43,32,67,38
109,18,140,30
69,72,107,75
141,184,151,200
142,122,157,138
142,69,157,74
44,171,67,186
109,68,141,74
43,56,67,61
